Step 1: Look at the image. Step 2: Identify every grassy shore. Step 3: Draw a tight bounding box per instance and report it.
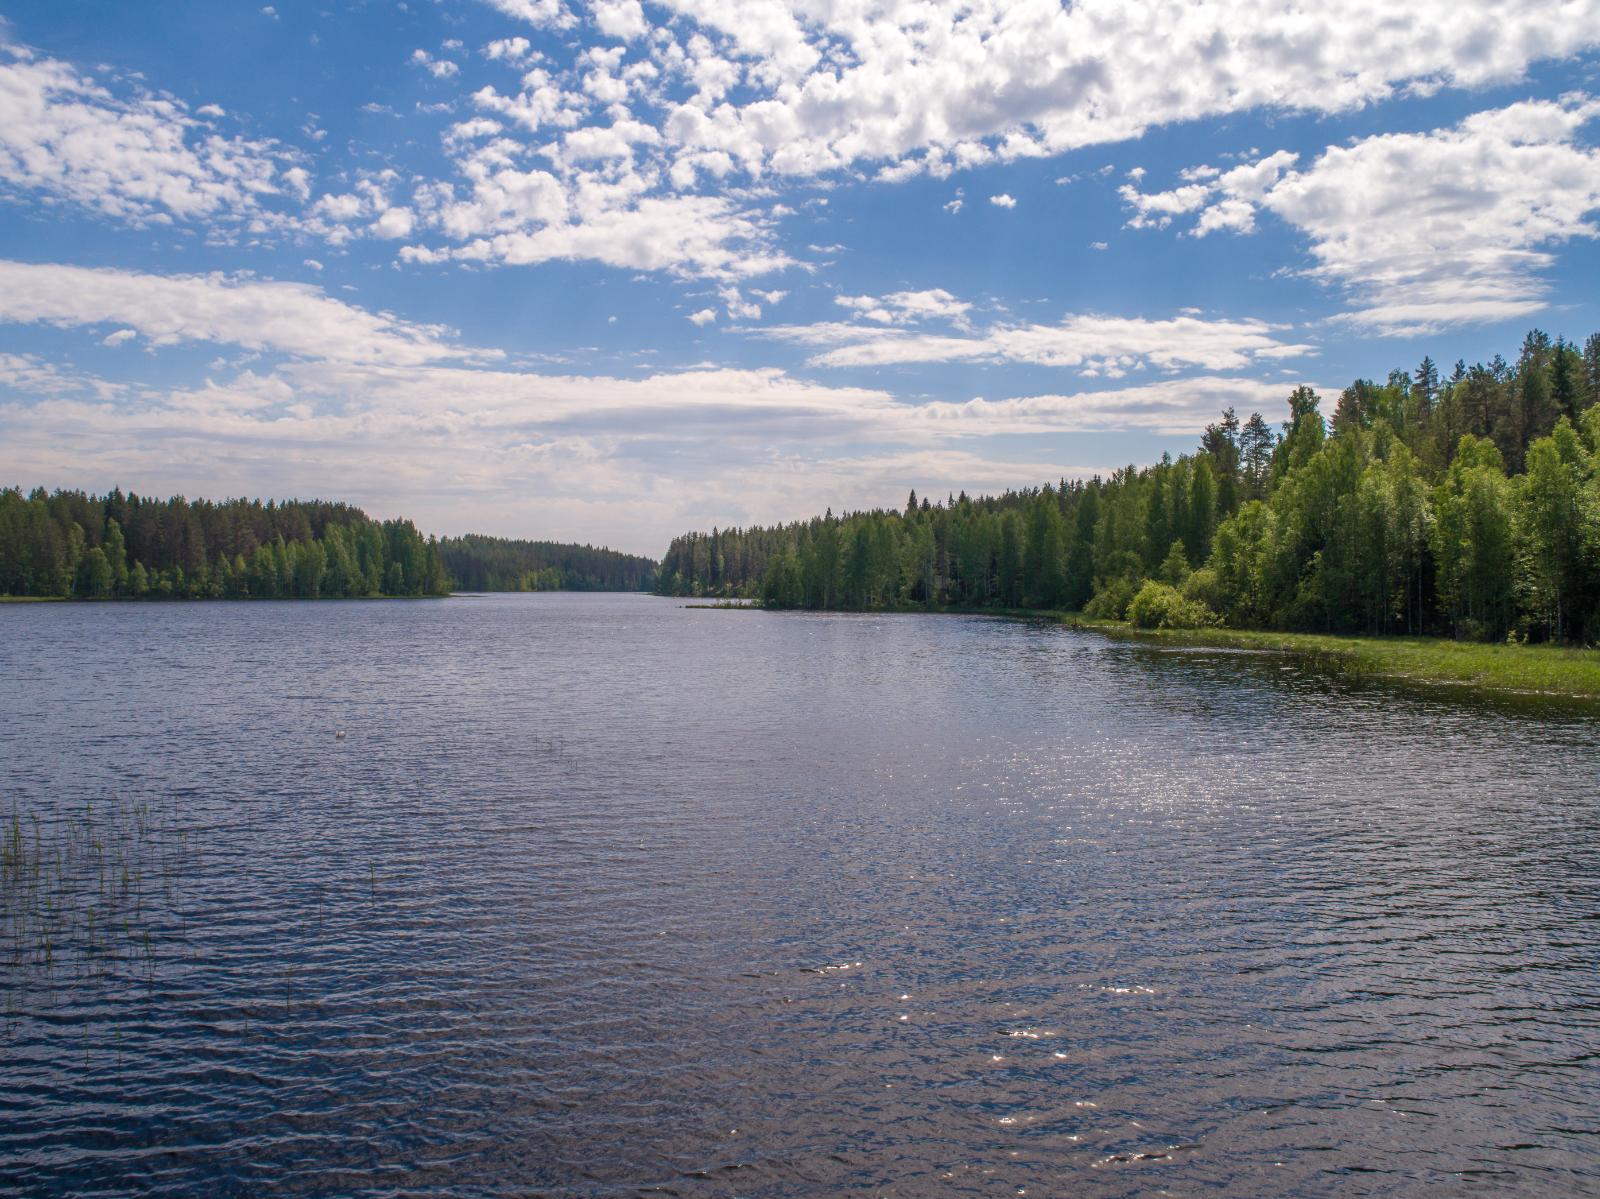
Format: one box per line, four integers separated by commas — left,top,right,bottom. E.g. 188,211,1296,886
1069,615,1600,699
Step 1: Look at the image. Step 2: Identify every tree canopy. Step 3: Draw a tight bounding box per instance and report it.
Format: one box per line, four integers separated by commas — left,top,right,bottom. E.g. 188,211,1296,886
438,534,656,593
0,489,451,600
657,327,1600,644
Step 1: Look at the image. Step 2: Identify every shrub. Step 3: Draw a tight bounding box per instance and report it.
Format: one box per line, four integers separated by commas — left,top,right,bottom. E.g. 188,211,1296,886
1126,580,1220,629
1084,575,1142,620
1181,566,1226,613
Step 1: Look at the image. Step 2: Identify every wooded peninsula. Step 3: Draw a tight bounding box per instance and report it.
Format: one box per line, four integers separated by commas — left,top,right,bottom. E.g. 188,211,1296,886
657,328,1600,648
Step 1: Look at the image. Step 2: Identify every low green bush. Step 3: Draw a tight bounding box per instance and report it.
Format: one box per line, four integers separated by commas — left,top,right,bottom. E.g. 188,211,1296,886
1127,580,1220,629
1084,575,1141,620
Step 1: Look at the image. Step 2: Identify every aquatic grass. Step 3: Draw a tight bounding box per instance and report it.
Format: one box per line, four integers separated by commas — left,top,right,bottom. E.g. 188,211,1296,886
1,796,196,1015
1068,616,1600,699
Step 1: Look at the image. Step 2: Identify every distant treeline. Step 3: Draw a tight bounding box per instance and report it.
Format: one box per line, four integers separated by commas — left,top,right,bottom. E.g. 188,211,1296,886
657,328,1600,644
438,534,657,592
0,488,450,599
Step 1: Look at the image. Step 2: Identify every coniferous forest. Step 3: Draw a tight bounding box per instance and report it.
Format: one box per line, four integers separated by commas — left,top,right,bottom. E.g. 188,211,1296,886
656,329,1600,645
0,489,660,601
438,535,657,593
0,490,454,599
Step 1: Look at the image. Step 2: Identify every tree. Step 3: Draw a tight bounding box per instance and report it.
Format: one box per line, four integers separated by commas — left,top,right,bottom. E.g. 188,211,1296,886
1186,456,1217,563
1413,355,1439,415
103,518,129,595
78,546,113,599
1551,337,1581,423
1584,332,1600,412
1518,423,1587,641
1239,413,1274,500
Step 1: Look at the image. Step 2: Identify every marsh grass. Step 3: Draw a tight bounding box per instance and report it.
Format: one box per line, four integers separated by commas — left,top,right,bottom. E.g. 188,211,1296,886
1069,617,1600,698
1,797,196,1018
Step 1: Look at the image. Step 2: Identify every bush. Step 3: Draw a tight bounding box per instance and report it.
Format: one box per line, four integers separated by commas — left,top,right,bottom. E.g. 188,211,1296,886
1084,575,1142,620
1126,580,1220,629
1181,566,1226,613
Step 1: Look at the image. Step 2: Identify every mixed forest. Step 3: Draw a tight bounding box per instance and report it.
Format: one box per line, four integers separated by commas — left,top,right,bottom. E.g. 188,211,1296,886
657,329,1600,644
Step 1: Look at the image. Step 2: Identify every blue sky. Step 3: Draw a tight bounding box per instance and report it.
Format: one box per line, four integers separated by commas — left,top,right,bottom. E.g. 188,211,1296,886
1,1,1598,554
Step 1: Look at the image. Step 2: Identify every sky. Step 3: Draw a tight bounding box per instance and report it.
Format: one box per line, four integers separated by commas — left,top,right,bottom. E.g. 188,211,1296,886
1,1,1598,556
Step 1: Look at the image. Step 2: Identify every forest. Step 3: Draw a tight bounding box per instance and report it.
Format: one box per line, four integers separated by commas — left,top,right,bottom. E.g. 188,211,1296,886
656,329,1600,644
438,534,656,592
0,489,453,600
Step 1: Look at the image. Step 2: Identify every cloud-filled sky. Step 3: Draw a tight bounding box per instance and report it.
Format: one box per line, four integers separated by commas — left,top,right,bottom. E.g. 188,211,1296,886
1,1,1598,554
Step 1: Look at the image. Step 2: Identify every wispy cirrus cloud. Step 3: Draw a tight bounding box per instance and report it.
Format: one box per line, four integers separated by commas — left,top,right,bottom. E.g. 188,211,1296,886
755,309,1312,375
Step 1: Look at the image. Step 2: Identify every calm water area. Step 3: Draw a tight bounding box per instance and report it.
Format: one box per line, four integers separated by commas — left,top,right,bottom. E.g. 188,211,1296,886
2,592,1597,1196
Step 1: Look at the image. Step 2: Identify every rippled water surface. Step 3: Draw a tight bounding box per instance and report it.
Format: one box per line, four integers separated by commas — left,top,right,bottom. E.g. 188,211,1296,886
3,593,1599,1197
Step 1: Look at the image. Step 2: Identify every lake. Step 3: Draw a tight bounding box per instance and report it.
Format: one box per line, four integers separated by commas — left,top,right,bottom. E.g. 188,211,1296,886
2,592,1598,1196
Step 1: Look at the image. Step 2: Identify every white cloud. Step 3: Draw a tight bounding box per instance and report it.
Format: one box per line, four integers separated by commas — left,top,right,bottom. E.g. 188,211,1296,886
380,0,1600,281
405,154,793,277
0,348,1309,549
372,205,417,238
687,307,718,325
833,289,972,326
719,286,763,319
0,260,487,366
1119,149,1298,233
1121,98,1600,333
944,198,963,214
481,0,575,30
411,49,460,79
647,0,1600,182
908,375,1308,435
0,41,298,226
758,310,1311,374
593,0,649,40
484,37,536,63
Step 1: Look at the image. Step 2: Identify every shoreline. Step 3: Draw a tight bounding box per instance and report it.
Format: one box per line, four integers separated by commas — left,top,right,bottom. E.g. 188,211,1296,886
677,598,1600,700
1069,616,1600,701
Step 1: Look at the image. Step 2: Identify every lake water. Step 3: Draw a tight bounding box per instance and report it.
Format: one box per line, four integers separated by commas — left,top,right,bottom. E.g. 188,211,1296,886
2,592,1598,1197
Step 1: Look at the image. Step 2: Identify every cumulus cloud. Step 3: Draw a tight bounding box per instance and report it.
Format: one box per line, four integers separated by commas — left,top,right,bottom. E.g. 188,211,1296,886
369,0,1600,281
592,0,649,40
646,0,1600,183
484,37,536,63
404,161,793,278
1121,98,1600,333
481,0,575,29
833,289,972,326
0,40,298,226
687,306,718,325
410,49,461,79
